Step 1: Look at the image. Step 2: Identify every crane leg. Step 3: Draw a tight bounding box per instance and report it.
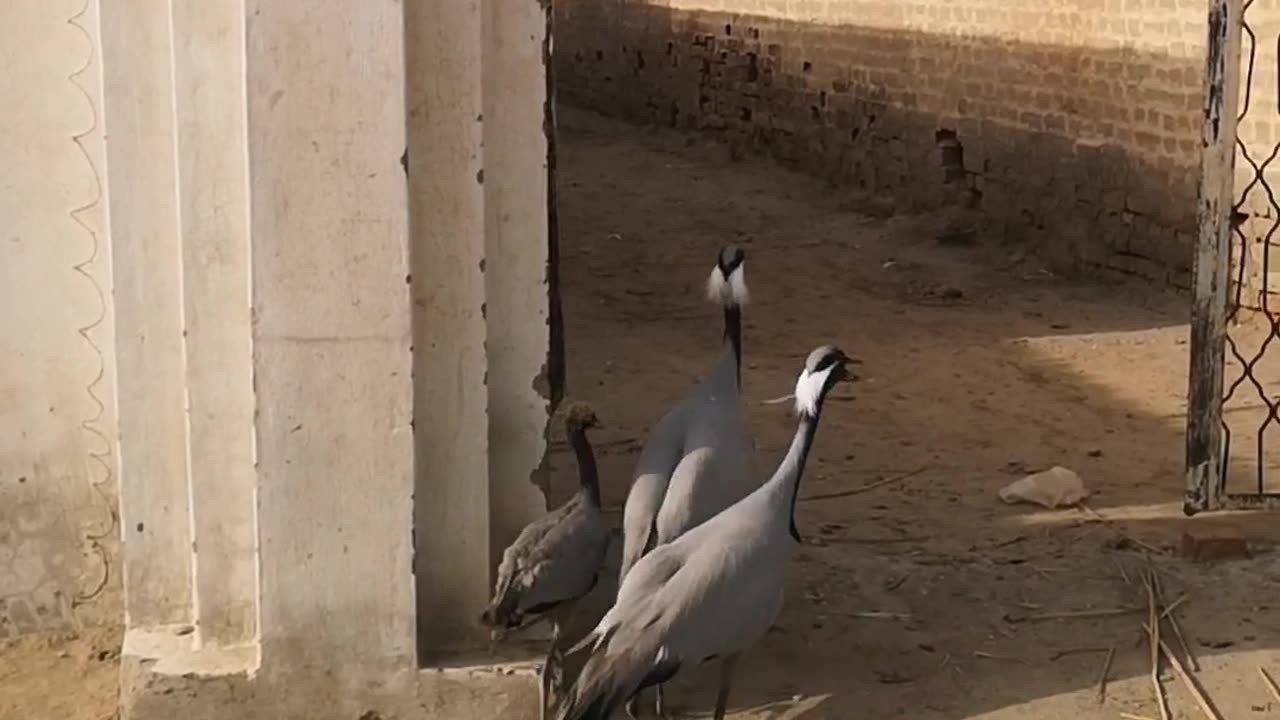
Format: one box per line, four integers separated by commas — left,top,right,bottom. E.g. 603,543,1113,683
624,691,642,719
712,654,740,720
538,653,553,720
655,683,670,719
541,622,565,720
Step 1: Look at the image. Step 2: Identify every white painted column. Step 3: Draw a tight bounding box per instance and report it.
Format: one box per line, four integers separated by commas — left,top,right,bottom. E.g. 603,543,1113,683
103,6,554,712
103,0,258,648
407,0,492,655
245,0,416,680
106,0,416,682
482,0,558,569
100,0,193,629
408,0,557,658
170,0,257,649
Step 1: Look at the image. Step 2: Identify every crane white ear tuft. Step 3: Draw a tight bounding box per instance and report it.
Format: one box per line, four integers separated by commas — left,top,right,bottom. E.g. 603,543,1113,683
705,263,749,307
793,365,832,417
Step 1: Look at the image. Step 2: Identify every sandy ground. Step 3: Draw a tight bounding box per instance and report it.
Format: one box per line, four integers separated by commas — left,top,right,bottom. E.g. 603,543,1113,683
0,624,120,720
6,107,1280,720
545,108,1280,720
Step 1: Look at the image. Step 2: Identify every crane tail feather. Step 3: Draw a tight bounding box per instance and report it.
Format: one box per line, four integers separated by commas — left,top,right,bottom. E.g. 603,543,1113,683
554,637,676,720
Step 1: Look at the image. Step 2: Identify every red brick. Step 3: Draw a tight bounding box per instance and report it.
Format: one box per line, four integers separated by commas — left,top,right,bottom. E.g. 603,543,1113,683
1180,527,1251,562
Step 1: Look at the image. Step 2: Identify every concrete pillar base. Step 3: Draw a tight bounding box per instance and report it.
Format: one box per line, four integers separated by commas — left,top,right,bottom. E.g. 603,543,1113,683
120,535,621,720
120,637,542,720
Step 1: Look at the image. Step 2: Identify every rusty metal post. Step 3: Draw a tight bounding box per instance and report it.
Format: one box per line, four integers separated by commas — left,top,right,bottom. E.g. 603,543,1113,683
1186,0,1245,515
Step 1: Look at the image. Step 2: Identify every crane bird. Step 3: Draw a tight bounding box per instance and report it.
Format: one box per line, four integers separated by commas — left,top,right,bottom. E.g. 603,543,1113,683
481,401,612,720
555,345,856,720
619,245,760,717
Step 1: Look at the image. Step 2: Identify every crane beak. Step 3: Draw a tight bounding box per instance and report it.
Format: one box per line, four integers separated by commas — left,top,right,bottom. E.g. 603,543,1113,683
838,356,862,383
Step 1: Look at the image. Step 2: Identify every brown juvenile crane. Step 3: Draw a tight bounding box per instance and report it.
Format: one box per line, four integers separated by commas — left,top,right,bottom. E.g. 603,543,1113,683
481,401,612,720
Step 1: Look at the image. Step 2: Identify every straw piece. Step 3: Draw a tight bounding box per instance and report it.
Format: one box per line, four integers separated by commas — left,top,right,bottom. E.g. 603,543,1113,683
1259,666,1280,706
1097,646,1115,704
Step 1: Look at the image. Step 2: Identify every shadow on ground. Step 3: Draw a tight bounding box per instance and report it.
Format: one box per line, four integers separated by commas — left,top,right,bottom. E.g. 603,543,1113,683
538,106,1280,720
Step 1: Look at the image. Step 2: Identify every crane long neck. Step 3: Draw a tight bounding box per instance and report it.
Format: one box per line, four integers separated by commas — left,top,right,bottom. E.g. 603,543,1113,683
772,410,823,542
722,304,742,386
569,424,601,507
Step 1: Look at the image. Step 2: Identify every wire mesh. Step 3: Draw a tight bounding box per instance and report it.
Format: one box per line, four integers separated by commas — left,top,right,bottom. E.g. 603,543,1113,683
1216,0,1280,508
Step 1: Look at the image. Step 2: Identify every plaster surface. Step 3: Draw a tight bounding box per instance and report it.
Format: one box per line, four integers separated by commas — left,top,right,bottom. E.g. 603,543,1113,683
1,0,119,638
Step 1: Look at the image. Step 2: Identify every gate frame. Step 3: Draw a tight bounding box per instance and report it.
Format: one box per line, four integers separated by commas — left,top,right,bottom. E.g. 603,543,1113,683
1185,0,1280,514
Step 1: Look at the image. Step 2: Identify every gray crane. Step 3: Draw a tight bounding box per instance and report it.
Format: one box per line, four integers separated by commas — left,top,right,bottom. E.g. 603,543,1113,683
481,401,612,720
619,245,759,717
553,345,855,720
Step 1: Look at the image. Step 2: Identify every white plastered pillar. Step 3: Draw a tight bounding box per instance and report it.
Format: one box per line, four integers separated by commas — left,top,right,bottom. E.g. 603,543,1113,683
107,0,417,714
105,0,556,717
409,0,557,660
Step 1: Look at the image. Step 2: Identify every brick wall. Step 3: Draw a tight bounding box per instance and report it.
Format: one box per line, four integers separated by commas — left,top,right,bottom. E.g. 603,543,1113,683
554,0,1230,287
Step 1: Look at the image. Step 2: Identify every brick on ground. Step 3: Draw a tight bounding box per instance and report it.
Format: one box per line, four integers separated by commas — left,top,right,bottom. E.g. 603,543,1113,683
1180,526,1251,562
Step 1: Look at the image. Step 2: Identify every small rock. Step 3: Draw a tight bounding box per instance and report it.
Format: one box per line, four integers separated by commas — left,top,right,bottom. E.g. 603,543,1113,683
998,466,1089,508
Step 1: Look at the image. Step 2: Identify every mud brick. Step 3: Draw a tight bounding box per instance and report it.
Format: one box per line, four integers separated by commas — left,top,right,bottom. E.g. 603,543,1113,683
1180,527,1251,562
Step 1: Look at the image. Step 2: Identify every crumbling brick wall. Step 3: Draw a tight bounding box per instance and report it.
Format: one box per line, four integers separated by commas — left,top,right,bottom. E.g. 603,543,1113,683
555,0,1218,287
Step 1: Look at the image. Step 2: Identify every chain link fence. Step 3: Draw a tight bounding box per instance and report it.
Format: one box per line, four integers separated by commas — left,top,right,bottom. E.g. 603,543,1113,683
1186,0,1280,513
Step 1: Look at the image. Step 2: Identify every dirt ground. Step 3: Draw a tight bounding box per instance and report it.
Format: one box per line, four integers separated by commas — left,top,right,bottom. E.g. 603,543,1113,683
546,107,1280,720
6,107,1280,720
0,624,120,720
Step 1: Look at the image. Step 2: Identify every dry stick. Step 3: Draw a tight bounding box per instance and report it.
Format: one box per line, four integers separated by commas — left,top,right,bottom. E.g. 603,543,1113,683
847,535,931,545
848,611,911,621
1120,714,1156,720
1126,536,1166,555
1142,622,1224,720
1048,646,1110,661
798,466,928,503
1145,572,1171,720
1260,666,1280,706
885,573,910,592
1012,606,1143,623
1159,594,1189,620
1097,646,1115,704
1150,564,1199,673
1115,558,1133,585
760,392,795,405
972,651,1028,665
1030,565,1059,581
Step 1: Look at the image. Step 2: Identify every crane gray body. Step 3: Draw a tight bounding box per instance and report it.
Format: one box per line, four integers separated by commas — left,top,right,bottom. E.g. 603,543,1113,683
483,402,611,720
556,346,854,720
559,475,794,720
